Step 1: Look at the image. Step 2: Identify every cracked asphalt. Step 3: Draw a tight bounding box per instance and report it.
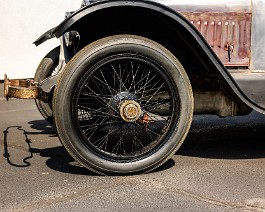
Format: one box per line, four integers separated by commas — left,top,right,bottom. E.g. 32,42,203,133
1,83,265,212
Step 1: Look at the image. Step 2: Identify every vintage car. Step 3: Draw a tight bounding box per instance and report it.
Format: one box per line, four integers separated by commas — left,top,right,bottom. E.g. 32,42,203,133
4,0,265,175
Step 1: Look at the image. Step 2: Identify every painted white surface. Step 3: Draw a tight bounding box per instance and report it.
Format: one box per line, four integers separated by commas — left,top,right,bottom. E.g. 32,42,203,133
157,0,251,12
0,0,81,79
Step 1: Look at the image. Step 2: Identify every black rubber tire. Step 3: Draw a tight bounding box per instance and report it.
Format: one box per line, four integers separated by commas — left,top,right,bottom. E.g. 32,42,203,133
53,35,193,175
34,46,60,125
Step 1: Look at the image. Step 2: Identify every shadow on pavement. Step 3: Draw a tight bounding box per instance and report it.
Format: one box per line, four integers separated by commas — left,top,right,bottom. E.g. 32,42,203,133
3,121,97,176
3,112,265,175
28,120,56,136
152,158,175,173
32,146,98,176
178,113,265,159
3,126,33,167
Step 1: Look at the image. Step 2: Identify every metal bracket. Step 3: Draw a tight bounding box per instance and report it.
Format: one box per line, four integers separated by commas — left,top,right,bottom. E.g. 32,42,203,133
4,74,38,101
225,43,234,62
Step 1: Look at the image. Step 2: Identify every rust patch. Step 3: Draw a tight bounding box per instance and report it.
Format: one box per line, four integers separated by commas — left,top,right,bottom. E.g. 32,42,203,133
4,74,37,100
183,12,251,67
7,86,38,99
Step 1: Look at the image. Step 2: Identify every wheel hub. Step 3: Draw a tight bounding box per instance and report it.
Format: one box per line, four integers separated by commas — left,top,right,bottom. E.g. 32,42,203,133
120,100,142,122
108,92,142,122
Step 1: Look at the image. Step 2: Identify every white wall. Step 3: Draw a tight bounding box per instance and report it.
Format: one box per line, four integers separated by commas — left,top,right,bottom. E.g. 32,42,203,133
0,0,81,79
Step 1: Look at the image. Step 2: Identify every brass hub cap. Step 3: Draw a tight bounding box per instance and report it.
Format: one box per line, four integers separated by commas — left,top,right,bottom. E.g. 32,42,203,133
120,100,142,122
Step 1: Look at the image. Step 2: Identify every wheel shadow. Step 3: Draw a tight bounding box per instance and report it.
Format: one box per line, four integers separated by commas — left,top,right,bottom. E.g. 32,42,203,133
3,119,174,175
32,146,97,176
27,119,176,175
4,112,265,175
3,120,97,176
177,112,265,159
27,120,57,136
3,126,33,167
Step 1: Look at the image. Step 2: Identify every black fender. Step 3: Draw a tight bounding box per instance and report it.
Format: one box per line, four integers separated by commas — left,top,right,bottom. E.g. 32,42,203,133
34,0,265,114
34,27,56,46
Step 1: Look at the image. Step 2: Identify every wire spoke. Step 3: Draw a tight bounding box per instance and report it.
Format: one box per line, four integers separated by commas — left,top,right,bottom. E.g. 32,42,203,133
83,86,110,104
82,116,109,136
143,98,170,110
91,77,112,96
140,82,166,105
78,105,120,119
99,69,116,94
128,61,141,92
110,64,127,91
92,125,121,148
93,75,116,94
125,124,145,152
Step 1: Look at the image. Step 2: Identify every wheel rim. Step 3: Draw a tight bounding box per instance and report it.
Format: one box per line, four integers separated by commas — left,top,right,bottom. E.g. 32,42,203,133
72,53,180,162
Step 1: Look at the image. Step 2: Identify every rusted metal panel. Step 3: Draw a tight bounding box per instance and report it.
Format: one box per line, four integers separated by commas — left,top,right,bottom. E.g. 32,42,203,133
4,75,37,100
183,12,251,66
155,0,252,67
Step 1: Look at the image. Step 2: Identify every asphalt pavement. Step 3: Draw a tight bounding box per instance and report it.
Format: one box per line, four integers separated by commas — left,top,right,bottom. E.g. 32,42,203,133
1,83,265,212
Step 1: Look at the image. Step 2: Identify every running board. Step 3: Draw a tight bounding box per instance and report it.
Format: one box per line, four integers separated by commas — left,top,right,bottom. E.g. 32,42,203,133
231,71,265,109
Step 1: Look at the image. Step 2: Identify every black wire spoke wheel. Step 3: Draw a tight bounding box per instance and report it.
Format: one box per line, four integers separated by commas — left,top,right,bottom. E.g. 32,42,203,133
34,46,60,125
53,35,193,175
74,54,175,160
